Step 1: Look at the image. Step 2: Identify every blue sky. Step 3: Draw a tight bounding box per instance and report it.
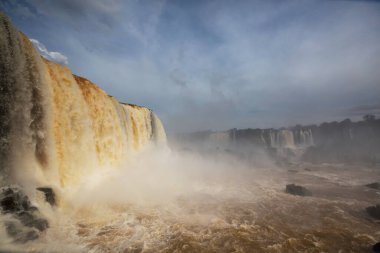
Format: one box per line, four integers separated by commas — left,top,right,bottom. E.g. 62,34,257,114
1,0,380,133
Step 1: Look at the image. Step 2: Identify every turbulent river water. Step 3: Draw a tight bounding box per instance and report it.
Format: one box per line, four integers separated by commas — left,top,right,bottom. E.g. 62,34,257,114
1,152,379,253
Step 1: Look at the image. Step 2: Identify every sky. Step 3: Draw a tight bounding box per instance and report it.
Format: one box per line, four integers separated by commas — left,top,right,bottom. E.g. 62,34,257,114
1,0,380,133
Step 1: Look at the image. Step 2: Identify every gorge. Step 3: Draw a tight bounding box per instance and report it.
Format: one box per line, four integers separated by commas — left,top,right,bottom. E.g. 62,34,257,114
175,118,380,165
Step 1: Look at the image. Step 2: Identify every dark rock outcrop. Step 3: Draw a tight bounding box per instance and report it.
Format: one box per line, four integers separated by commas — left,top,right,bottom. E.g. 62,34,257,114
0,187,34,213
285,184,312,196
0,186,49,243
5,220,40,243
18,210,49,231
37,187,56,206
366,204,380,219
373,242,380,252
365,182,380,190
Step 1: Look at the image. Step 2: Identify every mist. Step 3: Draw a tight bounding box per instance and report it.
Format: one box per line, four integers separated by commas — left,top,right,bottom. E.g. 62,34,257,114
3,137,380,252
1,1,380,252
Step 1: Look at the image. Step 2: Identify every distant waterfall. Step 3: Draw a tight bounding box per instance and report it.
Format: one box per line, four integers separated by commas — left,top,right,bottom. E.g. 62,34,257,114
267,130,295,148
294,129,314,147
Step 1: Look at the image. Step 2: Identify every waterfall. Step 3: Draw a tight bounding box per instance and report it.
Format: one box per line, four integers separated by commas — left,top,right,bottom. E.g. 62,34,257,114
278,130,295,147
267,129,295,148
299,129,314,146
0,14,167,189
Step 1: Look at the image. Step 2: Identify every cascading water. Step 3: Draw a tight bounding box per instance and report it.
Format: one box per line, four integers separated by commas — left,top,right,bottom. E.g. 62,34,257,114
0,13,166,190
0,13,170,249
268,130,295,148
295,129,314,147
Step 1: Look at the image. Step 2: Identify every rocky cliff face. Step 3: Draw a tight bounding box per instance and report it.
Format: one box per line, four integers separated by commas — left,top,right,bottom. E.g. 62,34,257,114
302,119,380,164
0,13,167,189
176,118,380,165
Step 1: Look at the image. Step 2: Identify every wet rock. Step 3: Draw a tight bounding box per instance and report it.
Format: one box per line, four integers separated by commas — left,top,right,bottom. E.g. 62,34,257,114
0,186,49,242
5,220,39,243
18,230,39,243
365,182,380,190
285,184,312,196
366,204,380,219
0,187,33,213
373,242,380,252
18,211,49,231
0,195,19,212
37,187,56,206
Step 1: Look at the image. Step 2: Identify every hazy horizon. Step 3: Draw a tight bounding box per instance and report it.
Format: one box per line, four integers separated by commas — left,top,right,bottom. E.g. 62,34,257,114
1,0,380,133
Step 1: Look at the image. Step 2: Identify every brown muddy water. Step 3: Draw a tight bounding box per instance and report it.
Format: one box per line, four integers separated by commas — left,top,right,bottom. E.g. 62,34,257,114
1,161,380,253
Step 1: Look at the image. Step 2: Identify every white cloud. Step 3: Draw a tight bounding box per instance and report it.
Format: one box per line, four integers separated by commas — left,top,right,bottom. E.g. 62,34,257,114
30,38,68,65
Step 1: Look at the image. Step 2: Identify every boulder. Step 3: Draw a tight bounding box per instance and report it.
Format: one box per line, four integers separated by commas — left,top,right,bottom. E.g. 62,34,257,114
37,187,56,206
0,186,49,243
365,182,380,190
5,220,39,243
0,187,33,213
285,184,312,196
366,204,380,219
18,211,49,231
373,242,380,252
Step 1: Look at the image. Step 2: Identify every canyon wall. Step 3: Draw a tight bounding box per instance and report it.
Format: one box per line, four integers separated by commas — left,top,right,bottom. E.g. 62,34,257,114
176,119,380,165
